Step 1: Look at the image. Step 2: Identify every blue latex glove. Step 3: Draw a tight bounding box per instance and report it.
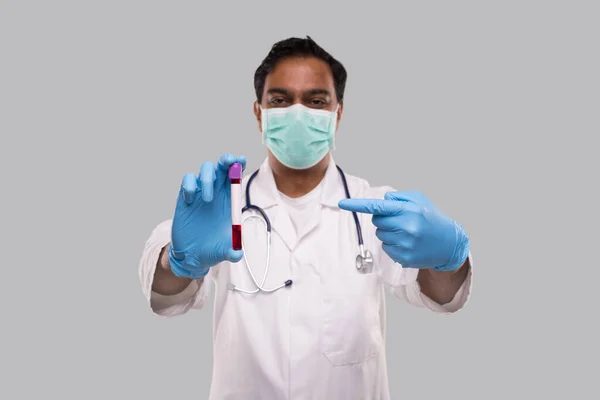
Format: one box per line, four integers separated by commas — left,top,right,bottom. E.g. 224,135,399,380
338,191,469,271
168,153,247,279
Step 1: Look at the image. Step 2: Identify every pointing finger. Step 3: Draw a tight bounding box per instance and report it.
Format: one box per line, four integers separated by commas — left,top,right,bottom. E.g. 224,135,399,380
338,198,405,216
181,173,198,205
199,162,216,202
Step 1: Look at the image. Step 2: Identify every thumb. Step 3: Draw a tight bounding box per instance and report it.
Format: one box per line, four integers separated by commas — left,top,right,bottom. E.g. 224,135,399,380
226,248,244,263
385,190,433,208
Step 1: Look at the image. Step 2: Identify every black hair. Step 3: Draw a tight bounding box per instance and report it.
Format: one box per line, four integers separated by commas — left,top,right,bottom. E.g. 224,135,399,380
253,36,347,103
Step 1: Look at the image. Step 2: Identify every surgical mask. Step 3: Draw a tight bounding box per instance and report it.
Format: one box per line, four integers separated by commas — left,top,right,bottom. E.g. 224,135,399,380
260,103,338,170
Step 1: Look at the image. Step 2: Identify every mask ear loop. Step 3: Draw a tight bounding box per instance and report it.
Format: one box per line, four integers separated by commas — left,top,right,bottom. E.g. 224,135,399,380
331,104,340,151
260,106,267,145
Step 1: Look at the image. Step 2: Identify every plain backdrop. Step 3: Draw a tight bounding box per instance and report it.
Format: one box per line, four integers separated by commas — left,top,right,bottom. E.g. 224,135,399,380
1,1,598,399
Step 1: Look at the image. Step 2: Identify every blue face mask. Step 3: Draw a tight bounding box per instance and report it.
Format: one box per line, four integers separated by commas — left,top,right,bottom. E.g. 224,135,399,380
261,103,339,170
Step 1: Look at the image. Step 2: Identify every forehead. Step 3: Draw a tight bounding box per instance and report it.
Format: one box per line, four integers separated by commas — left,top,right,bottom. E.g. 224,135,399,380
264,56,335,92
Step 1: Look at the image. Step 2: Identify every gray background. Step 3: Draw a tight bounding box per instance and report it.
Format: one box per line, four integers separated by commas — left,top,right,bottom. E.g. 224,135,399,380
1,0,598,399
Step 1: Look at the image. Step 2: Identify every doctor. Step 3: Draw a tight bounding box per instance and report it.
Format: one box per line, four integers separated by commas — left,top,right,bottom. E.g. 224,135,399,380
139,36,472,399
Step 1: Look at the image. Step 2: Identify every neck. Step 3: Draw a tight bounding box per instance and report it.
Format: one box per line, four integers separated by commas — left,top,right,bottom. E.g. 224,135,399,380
269,153,330,198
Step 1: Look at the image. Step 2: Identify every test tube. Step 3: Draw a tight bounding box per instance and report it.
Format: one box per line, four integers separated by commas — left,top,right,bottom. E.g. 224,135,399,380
229,162,243,251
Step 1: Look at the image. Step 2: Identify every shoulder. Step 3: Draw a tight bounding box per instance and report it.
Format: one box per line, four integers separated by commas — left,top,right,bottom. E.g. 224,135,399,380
342,170,396,200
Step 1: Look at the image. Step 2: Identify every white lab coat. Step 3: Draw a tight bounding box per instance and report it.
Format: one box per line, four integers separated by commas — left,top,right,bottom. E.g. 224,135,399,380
139,156,473,400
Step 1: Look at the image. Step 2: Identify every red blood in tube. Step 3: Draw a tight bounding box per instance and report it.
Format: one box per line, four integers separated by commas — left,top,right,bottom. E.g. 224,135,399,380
232,225,242,250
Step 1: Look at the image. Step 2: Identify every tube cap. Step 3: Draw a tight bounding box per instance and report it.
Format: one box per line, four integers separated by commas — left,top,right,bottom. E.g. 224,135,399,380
229,162,243,180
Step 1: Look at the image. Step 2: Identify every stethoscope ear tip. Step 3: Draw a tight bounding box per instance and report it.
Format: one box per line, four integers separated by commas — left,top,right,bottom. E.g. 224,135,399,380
284,280,293,287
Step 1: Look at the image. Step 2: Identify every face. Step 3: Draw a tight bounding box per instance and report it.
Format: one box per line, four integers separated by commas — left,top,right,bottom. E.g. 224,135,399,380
253,56,343,170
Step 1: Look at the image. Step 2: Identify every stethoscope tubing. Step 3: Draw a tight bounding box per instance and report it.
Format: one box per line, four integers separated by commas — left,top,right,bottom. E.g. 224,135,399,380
229,166,370,294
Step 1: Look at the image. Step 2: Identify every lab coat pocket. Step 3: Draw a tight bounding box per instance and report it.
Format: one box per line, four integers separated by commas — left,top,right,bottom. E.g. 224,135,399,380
321,274,382,366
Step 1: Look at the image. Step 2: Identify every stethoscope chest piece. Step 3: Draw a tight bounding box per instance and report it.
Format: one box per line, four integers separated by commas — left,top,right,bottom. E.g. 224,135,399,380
355,248,374,273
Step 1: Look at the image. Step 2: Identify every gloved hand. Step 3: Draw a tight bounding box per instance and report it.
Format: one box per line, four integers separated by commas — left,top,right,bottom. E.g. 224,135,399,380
338,191,469,271
168,153,247,279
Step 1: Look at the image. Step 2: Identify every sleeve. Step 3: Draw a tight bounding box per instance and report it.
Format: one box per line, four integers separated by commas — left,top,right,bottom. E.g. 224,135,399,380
138,219,214,317
365,186,473,314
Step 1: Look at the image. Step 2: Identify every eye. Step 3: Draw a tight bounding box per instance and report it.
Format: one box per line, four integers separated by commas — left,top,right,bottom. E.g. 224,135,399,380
269,98,288,106
309,98,328,107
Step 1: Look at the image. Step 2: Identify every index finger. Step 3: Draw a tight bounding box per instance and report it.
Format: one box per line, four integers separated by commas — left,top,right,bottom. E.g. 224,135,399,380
338,198,405,216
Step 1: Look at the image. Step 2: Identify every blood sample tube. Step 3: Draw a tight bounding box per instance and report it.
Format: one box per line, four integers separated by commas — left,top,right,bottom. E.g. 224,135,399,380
229,162,243,251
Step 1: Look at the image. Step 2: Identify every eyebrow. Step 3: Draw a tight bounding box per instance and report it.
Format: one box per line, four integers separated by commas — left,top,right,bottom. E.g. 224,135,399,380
305,88,331,97
266,87,332,97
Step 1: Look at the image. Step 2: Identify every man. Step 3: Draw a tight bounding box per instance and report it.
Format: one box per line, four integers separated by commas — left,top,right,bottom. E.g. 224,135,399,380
139,36,472,399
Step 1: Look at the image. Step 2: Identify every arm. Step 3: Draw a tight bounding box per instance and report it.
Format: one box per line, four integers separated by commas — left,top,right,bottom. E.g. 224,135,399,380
381,253,473,314
138,220,211,316
339,185,473,314
152,244,200,295
140,154,245,316
417,257,470,305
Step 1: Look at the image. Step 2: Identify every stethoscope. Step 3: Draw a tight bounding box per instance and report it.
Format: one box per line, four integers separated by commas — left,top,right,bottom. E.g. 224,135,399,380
227,165,374,294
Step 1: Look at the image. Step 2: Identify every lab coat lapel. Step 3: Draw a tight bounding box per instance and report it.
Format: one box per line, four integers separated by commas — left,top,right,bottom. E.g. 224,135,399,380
249,159,298,252
295,157,344,243
248,156,346,252
272,206,298,252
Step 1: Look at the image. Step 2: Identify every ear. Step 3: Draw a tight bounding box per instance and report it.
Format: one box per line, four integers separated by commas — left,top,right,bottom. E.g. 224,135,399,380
335,101,343,132
253,101,262,133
